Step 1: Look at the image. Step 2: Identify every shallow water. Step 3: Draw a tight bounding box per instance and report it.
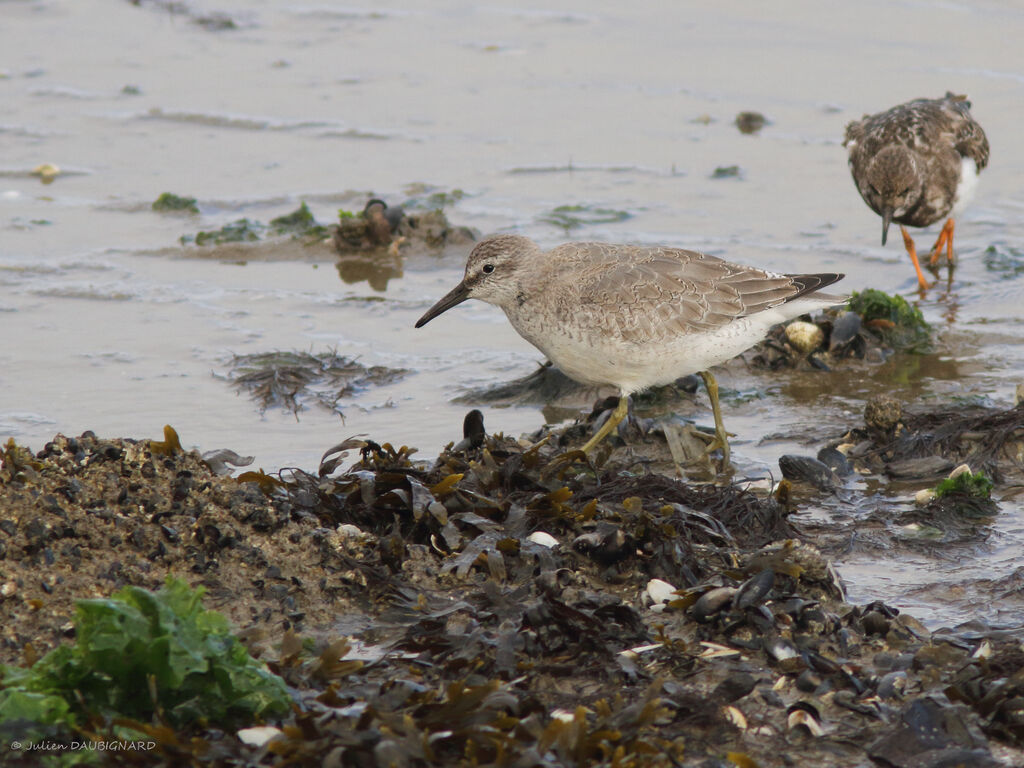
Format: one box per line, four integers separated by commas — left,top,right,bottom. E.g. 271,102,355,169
3,0,1024,628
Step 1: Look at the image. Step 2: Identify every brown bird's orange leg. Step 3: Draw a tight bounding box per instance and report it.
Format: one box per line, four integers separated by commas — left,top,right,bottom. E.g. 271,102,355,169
928,218,955,268
900,225,930,291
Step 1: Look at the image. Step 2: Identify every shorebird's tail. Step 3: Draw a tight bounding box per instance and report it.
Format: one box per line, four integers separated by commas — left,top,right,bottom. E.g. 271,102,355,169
787,273,847,305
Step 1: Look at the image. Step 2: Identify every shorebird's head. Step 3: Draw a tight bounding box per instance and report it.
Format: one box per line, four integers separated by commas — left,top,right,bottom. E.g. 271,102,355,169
415,234,539,327
864,146,922,245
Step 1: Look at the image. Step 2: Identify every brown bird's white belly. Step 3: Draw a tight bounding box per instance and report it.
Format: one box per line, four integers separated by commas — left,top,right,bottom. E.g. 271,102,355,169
951,156,980,218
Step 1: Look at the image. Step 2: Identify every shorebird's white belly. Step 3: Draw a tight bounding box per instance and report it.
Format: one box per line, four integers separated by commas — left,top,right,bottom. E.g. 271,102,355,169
951,156,979,217
508,296,836,396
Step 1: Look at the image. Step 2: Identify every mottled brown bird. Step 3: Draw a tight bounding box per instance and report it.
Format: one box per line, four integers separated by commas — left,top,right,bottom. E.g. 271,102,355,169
844,92,989,290
363,199,395,247
416,234,845,465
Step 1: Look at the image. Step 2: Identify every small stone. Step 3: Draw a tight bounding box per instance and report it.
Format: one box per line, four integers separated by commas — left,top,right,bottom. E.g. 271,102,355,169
861,611,891,636
865,395,903,432
779,455,838,491
795,670,823,693
735,111,767,134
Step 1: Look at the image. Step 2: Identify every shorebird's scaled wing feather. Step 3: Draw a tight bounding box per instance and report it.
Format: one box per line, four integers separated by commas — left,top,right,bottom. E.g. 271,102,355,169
953,115,990,171
843,118,865,149
574,246,833,343
846,93,988,170
938,92,989,171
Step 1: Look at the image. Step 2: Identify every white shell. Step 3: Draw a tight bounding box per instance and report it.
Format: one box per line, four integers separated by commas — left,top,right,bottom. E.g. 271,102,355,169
723,705,748,730
948,463,973,480
787,709,824,737
619,643,663,657
527,531,559,548
238,726,284,747
644,578,677,606
699,642,742,659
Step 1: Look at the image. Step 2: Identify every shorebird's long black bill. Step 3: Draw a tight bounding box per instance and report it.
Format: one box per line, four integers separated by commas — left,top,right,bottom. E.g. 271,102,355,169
415,281,470,327
881,208,893,246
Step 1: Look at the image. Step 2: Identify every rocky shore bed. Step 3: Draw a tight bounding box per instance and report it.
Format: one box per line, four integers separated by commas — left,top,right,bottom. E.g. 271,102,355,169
2,398,1024,767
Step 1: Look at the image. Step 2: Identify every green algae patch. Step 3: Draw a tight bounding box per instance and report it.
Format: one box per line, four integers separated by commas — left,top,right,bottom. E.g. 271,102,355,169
181,217,263,246
0,578,290,740
936,469,994,500
848,288,932,353
152,192,199,213
711,164,742,178
180,202,328,245
927,466,998,519
269,201,329,239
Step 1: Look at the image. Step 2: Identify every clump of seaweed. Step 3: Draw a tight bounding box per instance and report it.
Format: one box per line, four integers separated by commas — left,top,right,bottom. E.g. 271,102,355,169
936,468,994,500
180,202,328,246
268,201,329,239
848,288,932,353
537,204,632,233
4,405,1024,766
181,217,263,246
151,192,198,214
843,398,1024,483
751,288,936,371
226,349,408,416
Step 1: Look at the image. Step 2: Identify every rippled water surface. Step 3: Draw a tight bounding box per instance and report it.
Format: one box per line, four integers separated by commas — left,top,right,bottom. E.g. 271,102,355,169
3,0,1024,627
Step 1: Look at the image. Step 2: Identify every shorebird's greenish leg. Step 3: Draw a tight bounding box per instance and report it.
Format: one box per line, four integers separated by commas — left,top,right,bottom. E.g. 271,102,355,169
580,395,630,454
700,370,731,467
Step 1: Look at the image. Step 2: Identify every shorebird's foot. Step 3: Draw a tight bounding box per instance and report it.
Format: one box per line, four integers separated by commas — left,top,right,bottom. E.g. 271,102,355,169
699,371,733,471
580,395,630,454
900,226,931,292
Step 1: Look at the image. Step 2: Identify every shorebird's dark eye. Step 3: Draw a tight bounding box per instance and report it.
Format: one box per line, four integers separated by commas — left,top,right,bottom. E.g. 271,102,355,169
482,264,495,274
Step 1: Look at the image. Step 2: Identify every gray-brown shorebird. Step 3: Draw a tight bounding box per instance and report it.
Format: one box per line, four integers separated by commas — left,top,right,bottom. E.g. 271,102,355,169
415,234,845,465
844,92,989,290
